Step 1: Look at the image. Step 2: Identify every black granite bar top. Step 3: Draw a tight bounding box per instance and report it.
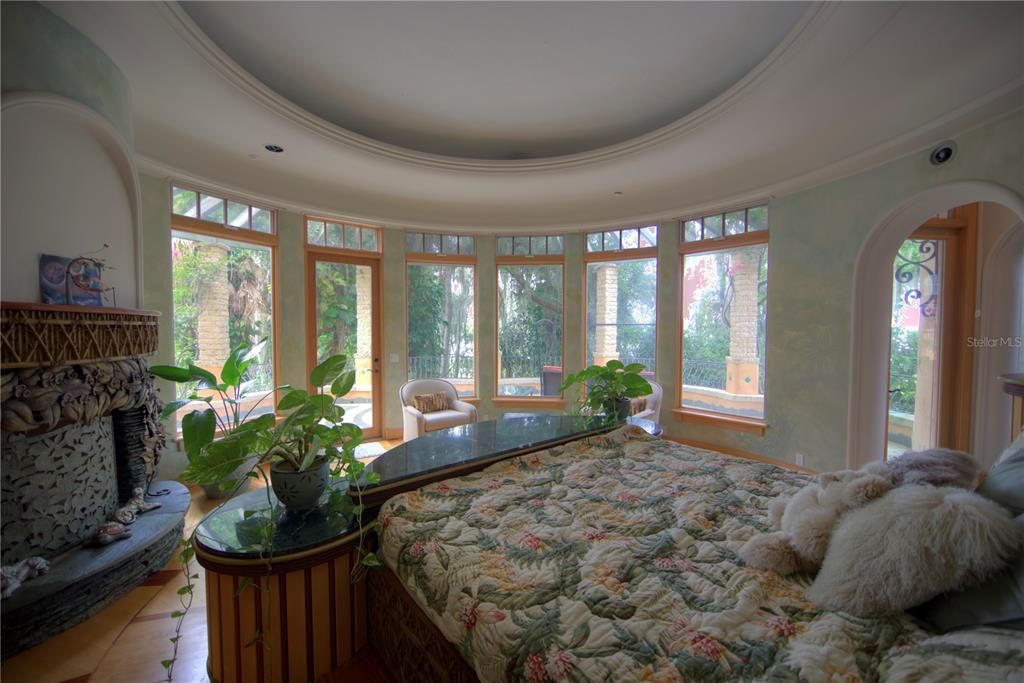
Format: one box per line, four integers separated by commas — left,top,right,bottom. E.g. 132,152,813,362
357,415,656,490
193,480,359,560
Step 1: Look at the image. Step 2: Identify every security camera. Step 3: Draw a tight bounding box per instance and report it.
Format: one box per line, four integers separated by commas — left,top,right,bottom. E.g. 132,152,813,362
929,142,956,166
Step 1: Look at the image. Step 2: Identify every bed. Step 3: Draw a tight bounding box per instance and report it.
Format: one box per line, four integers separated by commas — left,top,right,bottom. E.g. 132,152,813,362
374,426,1024,682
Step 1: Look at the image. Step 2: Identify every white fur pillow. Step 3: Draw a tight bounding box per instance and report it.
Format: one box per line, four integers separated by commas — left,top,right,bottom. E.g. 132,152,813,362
807,485,1022,617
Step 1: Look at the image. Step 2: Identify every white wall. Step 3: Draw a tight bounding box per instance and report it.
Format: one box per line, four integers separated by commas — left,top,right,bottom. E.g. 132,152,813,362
1,99,139,307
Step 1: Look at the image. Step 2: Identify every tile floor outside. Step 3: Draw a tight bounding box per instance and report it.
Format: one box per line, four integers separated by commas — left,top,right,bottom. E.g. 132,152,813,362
1,445,397,683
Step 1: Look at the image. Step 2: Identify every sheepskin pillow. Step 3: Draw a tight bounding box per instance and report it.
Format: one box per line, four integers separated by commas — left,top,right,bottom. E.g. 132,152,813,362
806,485,1023,617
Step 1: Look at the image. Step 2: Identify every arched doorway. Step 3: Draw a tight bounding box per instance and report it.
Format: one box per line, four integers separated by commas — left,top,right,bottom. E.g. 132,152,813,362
847,181,1024,468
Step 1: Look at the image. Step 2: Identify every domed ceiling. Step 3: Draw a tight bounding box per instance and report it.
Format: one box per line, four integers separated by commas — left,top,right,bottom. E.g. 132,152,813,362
46,2,1024,231
182,2,808,160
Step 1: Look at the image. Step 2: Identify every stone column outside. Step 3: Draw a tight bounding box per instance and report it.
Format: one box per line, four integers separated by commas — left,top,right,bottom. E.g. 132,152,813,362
593,264,619,366
195,243,230,387
725,249,760,395
354,265,374,393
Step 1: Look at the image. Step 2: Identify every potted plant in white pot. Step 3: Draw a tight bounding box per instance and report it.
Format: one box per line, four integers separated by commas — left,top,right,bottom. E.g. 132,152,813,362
560,359,653,422
152,340,275,498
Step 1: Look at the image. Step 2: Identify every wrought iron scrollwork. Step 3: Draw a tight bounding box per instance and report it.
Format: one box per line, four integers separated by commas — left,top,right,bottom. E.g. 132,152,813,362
894,239,940,317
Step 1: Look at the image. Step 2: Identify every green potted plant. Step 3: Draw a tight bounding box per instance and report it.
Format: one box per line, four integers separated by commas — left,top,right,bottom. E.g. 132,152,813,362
560,359,653,422
179,354,364,512
152,340,275,498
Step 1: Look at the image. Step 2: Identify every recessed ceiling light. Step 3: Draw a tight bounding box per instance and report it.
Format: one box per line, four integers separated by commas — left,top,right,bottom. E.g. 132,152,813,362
264,144,284,153
612,191,624,197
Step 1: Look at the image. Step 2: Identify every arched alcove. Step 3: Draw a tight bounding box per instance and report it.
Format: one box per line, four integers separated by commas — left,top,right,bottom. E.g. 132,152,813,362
847,181,1024,468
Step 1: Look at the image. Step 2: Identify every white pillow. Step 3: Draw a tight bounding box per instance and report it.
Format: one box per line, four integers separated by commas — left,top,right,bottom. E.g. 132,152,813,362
807,485,1022,617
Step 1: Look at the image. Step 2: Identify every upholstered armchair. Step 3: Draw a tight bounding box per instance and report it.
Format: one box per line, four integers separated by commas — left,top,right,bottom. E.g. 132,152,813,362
633,380,663,424
399,378,478,441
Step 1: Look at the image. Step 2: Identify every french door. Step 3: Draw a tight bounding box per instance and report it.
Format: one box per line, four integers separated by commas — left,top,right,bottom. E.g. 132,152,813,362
885,205,976,458
306,252,382,438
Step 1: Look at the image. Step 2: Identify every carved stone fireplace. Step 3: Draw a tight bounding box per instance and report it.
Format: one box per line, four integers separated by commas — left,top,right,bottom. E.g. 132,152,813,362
0,303,189,658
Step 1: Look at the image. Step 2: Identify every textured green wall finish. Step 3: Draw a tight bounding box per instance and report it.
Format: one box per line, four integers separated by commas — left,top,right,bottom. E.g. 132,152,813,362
139,110,1024,477
1,1,132,142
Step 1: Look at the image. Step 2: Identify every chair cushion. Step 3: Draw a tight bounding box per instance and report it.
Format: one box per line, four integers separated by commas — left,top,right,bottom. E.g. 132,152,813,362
413,392,451,414
423,409,472,431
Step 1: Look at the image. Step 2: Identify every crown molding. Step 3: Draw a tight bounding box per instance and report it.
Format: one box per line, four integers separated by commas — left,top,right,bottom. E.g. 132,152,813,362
155,1,831,174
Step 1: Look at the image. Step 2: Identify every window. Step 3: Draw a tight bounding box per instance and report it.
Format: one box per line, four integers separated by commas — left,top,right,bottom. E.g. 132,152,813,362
172,186,273,233
496,235,563,256
586,225,657,253
679,208,768,425
406,263,475,396
406,232,474,256
170,230,275,431
306,218,381,252
497,263,563,397
586,258,657,372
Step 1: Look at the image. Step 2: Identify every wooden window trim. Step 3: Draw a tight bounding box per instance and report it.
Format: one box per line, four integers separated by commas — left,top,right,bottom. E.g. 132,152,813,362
491,397,566,409
585,226,658,254
405,258,480,400
676,228,769,430
171,215,278,247
583,246,658,263
405,231,476,258
679,230,768,255
671,408,768,436
495,259,566,400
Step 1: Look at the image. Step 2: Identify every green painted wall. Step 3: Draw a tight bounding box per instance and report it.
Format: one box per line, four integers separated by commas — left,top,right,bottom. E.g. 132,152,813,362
1,1,132,141
141,110,1024,477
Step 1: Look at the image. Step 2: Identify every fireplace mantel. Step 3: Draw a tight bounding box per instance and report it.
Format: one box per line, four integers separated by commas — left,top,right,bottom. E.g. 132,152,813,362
1,302,160,368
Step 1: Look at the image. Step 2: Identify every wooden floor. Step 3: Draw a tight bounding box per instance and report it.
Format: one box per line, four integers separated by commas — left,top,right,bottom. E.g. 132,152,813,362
1,445,399,683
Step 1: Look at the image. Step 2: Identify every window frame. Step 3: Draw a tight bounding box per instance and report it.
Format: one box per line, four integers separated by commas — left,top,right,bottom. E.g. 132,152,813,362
304,215,383,256
405,237,479,400
494,244,566,407
676,219,769,435
169,201,281,435
582,228,659,380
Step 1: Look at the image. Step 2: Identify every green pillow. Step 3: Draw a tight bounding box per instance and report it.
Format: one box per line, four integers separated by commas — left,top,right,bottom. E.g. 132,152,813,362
979,448,1024,516
914,515,1024,633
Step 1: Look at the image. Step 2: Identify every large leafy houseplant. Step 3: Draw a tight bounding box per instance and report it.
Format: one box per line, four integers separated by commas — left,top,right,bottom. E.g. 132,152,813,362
152,340,275,497
560,359,653,422
157,351,380,681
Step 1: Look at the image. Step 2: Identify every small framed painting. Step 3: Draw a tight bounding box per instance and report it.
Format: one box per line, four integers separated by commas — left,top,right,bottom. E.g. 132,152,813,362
39,254,105,306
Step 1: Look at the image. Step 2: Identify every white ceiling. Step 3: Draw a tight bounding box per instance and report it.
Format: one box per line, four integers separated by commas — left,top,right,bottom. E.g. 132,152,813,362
181,2,807,159
44,2,1024,232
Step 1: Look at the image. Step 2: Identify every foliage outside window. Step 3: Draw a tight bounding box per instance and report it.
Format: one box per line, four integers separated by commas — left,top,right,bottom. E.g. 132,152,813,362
496,234,564,257
681,243,768,419
407,264,475,396
497,265,563,396
586,258,657,373
306,218,380,252
172,186,273,233
683,206,766,243
406,232,474,256
170,231,275,430
586,226,657,253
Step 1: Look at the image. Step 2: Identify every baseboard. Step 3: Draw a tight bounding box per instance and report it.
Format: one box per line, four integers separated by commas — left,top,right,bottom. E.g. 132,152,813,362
661,435,816,474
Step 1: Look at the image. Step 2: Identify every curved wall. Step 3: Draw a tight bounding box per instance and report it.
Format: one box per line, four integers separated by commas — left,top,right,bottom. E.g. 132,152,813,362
1,2,139,308
141,109,1024,477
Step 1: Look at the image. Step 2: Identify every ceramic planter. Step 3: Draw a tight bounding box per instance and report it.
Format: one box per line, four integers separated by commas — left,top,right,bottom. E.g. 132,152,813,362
270,458,329,512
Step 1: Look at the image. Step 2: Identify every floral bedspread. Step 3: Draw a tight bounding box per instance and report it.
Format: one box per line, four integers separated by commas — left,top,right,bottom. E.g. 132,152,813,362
379,426,1024,682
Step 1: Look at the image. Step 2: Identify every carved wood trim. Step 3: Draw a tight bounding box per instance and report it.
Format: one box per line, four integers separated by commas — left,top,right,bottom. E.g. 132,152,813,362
1,303,160,369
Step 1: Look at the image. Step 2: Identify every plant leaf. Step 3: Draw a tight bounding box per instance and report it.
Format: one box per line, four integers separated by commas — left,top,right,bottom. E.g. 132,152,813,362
277,389,309,411
310,355,347,388
187,364,219,389
330,370,356,397
160,399,191,420
181,408,216,461
150,365,191,382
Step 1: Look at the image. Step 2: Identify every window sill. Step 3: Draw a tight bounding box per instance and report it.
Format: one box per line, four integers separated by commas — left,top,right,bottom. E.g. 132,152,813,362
492,397,565,409
671,408,767,436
